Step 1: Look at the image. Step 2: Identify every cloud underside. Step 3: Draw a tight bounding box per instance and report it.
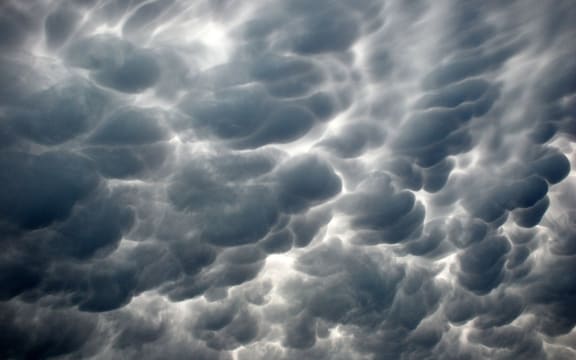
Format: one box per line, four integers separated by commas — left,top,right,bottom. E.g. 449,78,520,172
1,0,576,359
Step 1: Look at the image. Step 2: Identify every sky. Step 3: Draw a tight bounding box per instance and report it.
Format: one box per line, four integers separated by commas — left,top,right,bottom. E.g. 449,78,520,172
0,0,575,359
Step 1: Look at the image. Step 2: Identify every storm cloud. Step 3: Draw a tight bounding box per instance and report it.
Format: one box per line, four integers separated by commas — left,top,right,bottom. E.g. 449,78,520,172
1,0,575,359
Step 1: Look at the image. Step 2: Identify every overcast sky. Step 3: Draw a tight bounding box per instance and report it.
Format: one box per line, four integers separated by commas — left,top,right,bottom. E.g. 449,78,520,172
1,0,575,359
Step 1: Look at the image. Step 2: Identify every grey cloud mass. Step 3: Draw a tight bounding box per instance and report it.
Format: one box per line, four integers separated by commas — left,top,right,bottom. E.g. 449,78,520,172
1,0,576,359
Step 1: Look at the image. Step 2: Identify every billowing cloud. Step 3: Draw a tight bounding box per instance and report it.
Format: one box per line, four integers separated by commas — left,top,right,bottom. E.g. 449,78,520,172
1,0,576,359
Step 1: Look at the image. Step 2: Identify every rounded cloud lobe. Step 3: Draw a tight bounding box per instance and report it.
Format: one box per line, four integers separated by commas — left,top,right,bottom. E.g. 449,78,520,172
1,0,576,359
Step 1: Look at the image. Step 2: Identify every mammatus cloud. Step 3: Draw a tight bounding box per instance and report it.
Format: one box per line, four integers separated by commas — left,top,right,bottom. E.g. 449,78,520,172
0,0,575,359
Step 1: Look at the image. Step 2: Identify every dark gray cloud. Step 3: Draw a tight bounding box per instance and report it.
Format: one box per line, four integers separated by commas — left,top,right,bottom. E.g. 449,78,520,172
1,0,575,358
0,151,99,229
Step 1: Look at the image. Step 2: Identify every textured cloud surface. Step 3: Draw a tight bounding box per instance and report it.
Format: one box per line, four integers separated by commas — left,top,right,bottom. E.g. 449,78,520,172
1,0,576,359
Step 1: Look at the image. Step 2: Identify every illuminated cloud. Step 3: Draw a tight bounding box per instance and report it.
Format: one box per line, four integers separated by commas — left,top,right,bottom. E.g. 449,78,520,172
0,0,575,359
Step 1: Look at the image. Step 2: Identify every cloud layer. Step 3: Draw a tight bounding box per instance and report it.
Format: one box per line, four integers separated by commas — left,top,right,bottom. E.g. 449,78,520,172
1,0,575,359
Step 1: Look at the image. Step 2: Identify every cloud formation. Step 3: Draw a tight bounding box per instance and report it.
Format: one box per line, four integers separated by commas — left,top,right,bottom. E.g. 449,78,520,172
1,0,575,359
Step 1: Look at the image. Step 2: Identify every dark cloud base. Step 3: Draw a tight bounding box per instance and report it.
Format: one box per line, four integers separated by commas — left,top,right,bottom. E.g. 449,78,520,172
1,0,576,359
